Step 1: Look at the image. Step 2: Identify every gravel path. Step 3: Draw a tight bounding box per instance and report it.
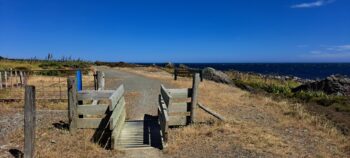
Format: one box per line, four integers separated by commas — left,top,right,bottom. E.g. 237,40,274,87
98,67,168,120
97,67,168,158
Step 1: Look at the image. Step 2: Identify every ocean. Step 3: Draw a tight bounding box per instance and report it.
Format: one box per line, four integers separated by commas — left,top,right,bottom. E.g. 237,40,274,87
140,63,350,80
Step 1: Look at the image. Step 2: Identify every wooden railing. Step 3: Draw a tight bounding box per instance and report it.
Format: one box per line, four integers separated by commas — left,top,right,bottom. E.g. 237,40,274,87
67,77,126,150
158,73,200,147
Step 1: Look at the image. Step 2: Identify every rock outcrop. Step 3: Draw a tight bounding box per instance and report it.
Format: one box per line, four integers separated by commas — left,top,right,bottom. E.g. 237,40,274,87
292,75,350,96
202,67,233,84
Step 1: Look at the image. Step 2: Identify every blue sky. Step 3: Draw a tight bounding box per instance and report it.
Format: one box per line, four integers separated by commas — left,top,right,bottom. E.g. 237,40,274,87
1,0,350,63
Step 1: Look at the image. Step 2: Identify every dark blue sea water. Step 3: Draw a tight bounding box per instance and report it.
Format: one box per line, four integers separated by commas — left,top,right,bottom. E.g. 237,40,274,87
140,63,350,79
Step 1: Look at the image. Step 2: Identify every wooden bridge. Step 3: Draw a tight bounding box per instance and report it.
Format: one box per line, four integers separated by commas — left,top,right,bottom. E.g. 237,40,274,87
67,71,224,150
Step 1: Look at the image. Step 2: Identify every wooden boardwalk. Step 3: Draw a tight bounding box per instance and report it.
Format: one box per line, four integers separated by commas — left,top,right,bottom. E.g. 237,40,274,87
116,121,152,149
117,114,163,149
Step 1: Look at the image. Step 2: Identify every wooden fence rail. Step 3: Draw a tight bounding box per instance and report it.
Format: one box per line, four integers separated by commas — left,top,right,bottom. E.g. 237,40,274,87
68,76,126,149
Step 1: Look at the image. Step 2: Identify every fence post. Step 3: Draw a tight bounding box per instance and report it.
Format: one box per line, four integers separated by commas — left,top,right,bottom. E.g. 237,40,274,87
67,77,77,134
0,72,2,89
174,68,177,80
24,71,28,86
10,68,13,88
19,71,24,87
97,71,105,90
24,86,36,158
15,70,18,87
190,73,200,124
4,71,7,88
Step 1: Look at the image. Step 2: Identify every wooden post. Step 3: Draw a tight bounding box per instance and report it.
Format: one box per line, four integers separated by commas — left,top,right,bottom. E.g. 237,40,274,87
4,71,7,88
174,69,177,80
24,86,36,158
0,72,2,89
10,68,13,88
24,71,28,86
190,73,200,124
94,73,98,90
97,71,105,90
67,77,77,134
20,71,24,87
15,70,18,87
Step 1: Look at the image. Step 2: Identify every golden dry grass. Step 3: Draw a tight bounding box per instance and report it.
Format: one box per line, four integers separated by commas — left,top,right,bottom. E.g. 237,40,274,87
117,66,350,158
0,75,94,110
5,112,123,158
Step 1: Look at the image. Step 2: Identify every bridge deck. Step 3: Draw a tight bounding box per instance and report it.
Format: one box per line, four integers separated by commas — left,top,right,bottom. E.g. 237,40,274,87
117,118,162,150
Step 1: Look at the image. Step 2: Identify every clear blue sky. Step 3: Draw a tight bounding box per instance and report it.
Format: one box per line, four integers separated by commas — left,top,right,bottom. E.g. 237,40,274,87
1,0,350,63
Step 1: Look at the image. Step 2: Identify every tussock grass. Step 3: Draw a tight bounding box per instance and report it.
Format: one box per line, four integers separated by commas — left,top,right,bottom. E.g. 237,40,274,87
118,66,350,157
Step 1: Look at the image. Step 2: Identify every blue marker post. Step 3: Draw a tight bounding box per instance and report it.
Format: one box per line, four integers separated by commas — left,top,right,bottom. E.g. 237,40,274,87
76,70,82,91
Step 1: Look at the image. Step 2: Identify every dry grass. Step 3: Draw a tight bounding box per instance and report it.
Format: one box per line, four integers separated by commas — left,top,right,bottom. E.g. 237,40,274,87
117,67,350,158
5,111,122,158
0,75,94,110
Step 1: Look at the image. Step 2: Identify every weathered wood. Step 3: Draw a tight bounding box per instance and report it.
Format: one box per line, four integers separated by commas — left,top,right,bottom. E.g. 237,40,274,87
168,102,189,113
111,108,126,149
166,88,192,98
158,95,169,146
190,73,200,124
10,69,13,88
24,86,36,158
92,71,105,105
19,71,24,86
4,71,7,88
77,104,109,115
160,85,172,107
0,72,2,89
109,97,126,130
168,111,191,116
67,77,78,133
97,71,105,90
109,85,125,110
198,103,226,121
15,70,18,87
77,90,114,100
76,118,103,128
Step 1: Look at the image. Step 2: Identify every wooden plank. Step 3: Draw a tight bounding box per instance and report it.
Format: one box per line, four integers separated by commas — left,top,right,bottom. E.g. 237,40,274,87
77,90,114,100
111,108,126,149
168,102,189,113
168,111,190,116
198,103,226,121
76,118,103,129
77,104,109,115
158,95,169,146
4,71,7,88
109,85,125,110
24,86,36,158
67,77,78,133
15,70,18,87
169,116,186,126
160,85,172,107
166,88,192,98
97,71,105,90
190,73,200,124
0,72,2,89
109,97,126,130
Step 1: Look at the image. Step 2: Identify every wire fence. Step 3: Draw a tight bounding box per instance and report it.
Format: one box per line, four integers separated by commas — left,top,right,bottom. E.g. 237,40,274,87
0,69,95,103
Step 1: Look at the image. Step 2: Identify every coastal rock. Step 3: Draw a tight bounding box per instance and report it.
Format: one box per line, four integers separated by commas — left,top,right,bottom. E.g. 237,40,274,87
292,75,350,96
202,67,233,84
